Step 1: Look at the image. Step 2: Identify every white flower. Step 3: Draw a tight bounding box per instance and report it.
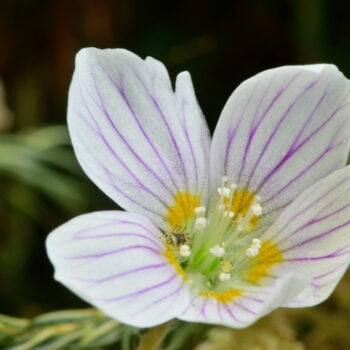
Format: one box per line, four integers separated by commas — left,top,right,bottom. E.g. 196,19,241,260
46,48,350,328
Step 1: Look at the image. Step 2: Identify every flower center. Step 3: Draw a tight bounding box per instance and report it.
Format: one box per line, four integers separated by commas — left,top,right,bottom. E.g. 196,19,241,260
165,176,282,294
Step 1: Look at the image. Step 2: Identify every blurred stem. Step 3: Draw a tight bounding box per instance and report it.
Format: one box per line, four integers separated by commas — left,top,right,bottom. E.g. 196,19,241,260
136,322,170,350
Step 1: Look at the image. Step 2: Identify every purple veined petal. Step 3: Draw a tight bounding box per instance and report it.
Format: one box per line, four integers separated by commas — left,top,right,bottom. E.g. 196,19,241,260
210,64,350,229
46,211,191,327
68,48,210,230
260,166,350,307
178,274,306,328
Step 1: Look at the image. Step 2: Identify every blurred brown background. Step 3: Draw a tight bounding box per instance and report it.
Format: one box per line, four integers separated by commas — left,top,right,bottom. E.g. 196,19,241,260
2,0,350,131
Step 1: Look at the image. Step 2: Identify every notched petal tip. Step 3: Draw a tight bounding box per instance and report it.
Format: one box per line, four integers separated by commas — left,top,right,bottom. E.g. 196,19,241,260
175,71,194,94
298,63,332,74
74,47,101,68
68,47,210,229
74,47,144,72
211,60,350,230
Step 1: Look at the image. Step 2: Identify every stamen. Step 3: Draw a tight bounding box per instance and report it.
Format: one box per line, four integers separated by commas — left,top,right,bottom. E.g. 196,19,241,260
227,183,238,210
246,246,259,257
209,244,225,257
179,244,191,257
230,183,238,191
252,238,261,247
224,211,234,218
219,272,231,282
194,206,206,215
218,186,231,197
194,217,207,230
246,238,261,257
220,260,233,272
251,203,263,216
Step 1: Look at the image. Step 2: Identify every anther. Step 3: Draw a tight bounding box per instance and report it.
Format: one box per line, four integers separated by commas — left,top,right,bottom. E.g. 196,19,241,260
194,206,206,215
230,183,238,191
251,203,263,216
224,211,234,218
219,272,231,282
218,187,231,197
209,244,225,257
237,224,244,232
246,246,259,257
220,260,233,272
246,238,262,257
194,217,207,230
179,244,191,257
252,238,261,247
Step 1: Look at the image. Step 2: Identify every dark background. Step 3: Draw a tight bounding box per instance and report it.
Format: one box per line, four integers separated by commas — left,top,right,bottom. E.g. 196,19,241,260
2,0,350,131
1,0,350,318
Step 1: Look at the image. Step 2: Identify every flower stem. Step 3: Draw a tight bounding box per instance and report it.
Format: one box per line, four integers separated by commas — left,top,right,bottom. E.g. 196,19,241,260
136,322,170,350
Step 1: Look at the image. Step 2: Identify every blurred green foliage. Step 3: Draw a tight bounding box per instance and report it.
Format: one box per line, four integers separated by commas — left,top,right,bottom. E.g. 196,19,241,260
0,0,350,349
0,124,114,317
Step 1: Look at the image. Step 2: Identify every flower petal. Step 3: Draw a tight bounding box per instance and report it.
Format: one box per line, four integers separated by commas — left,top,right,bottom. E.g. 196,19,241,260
46,211,190,327
211,64,350,227
261,166,350,307
68,48,210,229
179,274,306,328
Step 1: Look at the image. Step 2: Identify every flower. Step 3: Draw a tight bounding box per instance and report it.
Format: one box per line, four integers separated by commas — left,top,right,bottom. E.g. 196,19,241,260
46,48,350,329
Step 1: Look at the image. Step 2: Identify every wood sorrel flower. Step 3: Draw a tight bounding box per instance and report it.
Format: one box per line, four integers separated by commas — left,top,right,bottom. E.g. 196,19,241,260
47,48,350,328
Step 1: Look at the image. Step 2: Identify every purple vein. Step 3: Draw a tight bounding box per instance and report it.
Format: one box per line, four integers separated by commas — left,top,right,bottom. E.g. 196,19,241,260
245,75,318,189
99,273,177,302
224,127,238,172
285,245,350,264
258,101,345,194
132,68,190,190
236,71,279,183
90,68,175,198
313,263,346,280
130,281,184,317
180,97,200,191
75,132,165,217
269,179,350,244
67,245,159,260
78,220,160,240
73,230,161,248
283,218,350,252
79,263,167,286
75,75,170,209
95,63,181,193
268,175,350,239
234,301,257,315
262,140,342,212
224,304,242,323
199,299,208,320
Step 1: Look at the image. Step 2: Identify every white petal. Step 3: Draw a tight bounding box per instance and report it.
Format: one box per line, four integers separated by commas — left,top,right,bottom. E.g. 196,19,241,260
46,211,190,327
261,166,350,307
179,274,306,328
68,48,210,229
211,64,350,228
